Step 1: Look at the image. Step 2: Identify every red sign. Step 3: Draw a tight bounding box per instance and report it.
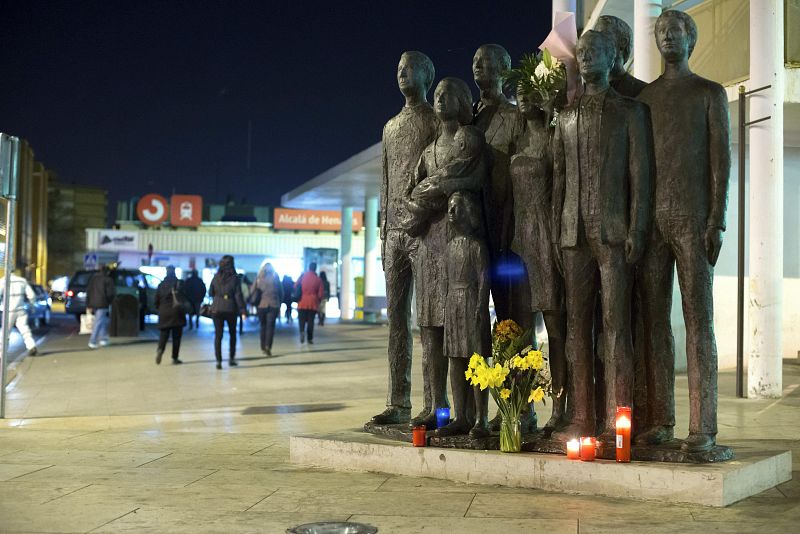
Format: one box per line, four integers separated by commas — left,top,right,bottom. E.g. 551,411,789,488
273,208,364,231
170,195,203,227
137,194,169,226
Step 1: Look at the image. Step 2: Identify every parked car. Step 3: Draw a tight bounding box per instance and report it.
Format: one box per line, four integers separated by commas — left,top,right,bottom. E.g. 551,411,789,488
65,269,160,320
26,284,52,328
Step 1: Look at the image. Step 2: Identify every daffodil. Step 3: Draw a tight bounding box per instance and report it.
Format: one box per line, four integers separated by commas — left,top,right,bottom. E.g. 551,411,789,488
528,387,545,403
528,350,544,371
500,388,511,399
469,353,484,370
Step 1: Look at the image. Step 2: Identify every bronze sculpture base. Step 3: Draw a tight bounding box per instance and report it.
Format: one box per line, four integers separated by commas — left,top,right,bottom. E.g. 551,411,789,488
363,422,734,463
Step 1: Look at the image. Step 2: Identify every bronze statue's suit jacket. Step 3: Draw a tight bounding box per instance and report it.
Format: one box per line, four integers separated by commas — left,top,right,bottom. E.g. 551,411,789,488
552,88,653,249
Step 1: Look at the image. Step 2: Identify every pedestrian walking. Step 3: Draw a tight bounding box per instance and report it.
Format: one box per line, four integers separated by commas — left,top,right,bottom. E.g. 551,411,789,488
318,271,331,326
209,255,246,369
281,275,295,323
296,262,324,344
86,265,115,349
154,266,186,365
183,269,206,329
0,270,38,356
251,262,282,356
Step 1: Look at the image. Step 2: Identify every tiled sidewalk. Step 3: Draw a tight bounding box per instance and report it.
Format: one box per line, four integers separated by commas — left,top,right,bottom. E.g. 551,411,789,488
0,319,798,533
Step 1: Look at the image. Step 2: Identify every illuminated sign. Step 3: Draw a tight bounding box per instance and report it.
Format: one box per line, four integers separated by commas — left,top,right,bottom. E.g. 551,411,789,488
273,208,363,231
170,195,202,227
136,194,168,226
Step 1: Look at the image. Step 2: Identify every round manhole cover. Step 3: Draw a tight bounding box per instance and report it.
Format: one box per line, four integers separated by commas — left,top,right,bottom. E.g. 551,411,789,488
287,522,378,534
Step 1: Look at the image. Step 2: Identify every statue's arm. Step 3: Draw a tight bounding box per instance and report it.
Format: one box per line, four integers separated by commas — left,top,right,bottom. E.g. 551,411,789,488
439,148,489,196
380,134,389,240
627,103,654,240
551,120,566,246
708,85,731,231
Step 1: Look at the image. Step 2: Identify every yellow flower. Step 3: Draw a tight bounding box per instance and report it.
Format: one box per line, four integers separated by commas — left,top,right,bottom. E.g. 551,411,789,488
469,353,485,370
528,350,544,371
528,387,545,403
500,388,511,399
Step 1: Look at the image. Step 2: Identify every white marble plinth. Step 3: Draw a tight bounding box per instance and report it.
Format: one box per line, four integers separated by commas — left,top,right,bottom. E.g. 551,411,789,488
290,431,792,507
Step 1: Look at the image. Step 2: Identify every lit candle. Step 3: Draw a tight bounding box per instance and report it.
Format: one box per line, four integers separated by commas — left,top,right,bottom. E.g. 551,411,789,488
566,439,580,460
580,437,596,461
435,407,450,429
412,425,427,447
615,406,632,463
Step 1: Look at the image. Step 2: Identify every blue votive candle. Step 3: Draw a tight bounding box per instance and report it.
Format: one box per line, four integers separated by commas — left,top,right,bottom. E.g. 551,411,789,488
435,407,450,429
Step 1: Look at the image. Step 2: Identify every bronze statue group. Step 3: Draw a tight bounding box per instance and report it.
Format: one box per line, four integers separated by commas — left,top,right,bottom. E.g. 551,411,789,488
371,10,730,455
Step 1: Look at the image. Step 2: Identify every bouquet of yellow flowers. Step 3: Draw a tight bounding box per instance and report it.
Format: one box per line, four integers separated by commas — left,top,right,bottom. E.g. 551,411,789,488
465,324,552,452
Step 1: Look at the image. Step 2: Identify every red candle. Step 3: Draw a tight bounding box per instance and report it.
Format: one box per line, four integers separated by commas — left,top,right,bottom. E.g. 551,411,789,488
412,425,427,447
616,406,632,463
580,437,596,461
566,439,580,460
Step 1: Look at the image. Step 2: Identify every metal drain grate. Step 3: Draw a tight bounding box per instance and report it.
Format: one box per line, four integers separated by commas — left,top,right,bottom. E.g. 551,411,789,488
286,522,378,534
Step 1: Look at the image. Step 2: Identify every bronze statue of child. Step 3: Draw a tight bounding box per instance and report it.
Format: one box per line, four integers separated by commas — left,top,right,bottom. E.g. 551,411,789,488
436,190,491,438
401,125,485,237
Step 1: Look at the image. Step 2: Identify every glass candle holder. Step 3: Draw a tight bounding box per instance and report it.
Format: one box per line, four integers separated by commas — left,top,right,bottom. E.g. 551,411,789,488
412,425,427,447
580,437,596,461
566,439,580,460
435,407,450,429
615,406,632,463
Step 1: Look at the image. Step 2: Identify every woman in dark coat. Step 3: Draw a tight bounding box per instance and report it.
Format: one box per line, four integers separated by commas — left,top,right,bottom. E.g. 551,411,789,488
155,266,187,365
209,255,246,369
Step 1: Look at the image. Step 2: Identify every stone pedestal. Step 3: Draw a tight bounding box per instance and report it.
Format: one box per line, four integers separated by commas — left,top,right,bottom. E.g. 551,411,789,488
291,430,791,507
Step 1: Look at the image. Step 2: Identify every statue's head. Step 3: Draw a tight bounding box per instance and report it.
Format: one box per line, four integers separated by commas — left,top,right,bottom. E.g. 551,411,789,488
516,89,538,118
447,191,482,236
397,51,435,98
433,77,474,126
473,44,511,89
655,10,697,62
453,126,484,159
595,15,633,72
576,30,616,83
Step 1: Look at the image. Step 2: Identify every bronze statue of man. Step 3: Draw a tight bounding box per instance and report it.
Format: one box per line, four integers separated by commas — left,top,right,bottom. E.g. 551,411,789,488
551,31,653,444
595,14,649,434
370,51,439,425
636,10,730,453
472,44,532,330
595,15,647,98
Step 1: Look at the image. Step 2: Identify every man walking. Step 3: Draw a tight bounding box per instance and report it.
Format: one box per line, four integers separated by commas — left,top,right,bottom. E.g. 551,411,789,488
86,265,115,349
0,270,38,356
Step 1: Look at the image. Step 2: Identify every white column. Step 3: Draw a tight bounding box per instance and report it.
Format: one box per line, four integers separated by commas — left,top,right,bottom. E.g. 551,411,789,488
633,0,662,83
552,0,576,23
363,196,380,298
340,207,354,320
748,0,784,399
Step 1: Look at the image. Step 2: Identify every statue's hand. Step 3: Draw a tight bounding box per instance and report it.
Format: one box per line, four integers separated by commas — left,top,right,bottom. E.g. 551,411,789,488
625,233,644,265
705,226,723,266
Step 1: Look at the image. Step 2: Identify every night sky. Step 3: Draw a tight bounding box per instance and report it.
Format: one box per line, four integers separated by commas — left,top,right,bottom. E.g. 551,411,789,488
0,1,552,211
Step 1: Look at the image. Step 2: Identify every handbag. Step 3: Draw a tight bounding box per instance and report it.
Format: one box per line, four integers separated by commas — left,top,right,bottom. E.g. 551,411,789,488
291,275,304,302
248,285,262,306
171,287,190,313
199,303,213,318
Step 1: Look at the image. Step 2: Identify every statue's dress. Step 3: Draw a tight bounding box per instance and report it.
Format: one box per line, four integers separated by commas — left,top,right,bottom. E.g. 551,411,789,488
509,133,563,313
444,235,491,360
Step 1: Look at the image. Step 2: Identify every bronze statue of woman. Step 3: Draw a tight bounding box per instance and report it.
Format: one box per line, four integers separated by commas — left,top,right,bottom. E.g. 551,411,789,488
509,89,568,434
409,76,487,431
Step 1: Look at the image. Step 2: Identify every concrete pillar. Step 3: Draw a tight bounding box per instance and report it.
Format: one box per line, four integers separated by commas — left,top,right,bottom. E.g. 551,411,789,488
748,0,784,398
633,0,662,83
552,0,576,23
363,196,380,298
340,207,354,320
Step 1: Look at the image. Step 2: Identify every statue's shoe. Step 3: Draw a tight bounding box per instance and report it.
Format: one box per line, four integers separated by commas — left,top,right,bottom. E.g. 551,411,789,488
409,410,437,430
488,413,502,432
596,428,616,449
634,425,674,446
468,421,491,439
551,421,595,442
435,419,471,437
369,406,411,425
542,413,565,435
681,432,715,453
521,409,538,434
